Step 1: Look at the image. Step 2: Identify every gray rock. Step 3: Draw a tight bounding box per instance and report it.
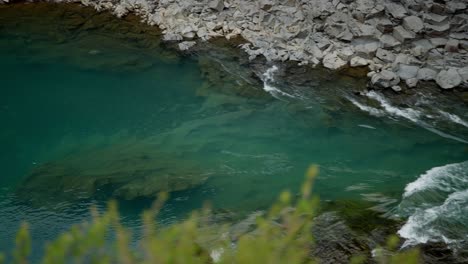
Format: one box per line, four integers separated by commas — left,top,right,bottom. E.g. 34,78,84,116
371,70,400,88
353,40,380,58
460,40,468,51
178,41,196,51
446,1,467,13
385,2,408,19
402,16,424,33
397,64,419,80
451,14,468,33
423,13,448,24
391,85,402,92
430,38,448,48
450,33,468,41
208,0,224,11
380,34,401,48
374,17,394,33
436,69,462,89
417,68,437,81
350,56,369,67
323,52,348,70
458,67,468,83
445,39,459,53
376,48,395,63
406,78,418,88
393,26,415,43
163,33,183,41
337,47,355,61
411,39,433,57
425,22,451,36
352,22,376,38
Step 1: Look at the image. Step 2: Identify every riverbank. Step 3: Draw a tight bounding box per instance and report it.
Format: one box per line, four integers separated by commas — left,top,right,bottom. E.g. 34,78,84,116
3,0,467,92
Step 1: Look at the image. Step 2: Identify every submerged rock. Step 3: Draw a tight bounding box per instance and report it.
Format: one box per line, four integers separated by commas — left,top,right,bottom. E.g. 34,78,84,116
17,140,210,203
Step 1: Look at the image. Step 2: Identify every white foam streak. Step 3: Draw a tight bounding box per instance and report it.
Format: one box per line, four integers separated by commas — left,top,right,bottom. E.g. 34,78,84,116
438,110,468,128
349,91,468,144
347,97,385,117
261,66,295,99
365,91,422,123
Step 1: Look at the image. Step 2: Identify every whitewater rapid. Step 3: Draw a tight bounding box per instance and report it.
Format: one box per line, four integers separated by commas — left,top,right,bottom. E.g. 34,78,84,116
396,161,468,249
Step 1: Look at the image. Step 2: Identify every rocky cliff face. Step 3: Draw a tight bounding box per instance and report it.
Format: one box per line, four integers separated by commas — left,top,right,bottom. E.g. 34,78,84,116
3,0,468,91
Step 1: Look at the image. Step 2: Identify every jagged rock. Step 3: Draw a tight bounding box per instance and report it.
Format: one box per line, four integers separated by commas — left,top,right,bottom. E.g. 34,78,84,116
163,33,183,41
429,38,447,48
397,64,419,80
337,47,355,61
446,1,467,14
411,39,433,57
425,22,451,36
374,17,394,33
393,26,415,43
460,40,468,51
423,13,448,24
385,2,408,19
371,70,400,88
445,39,459,53
352,22,376,38
208,0,224,12
323,52,348,70
178,41,196,51
451,14,468,33
376,48,395,63
458,67,468,83
353,40,379,58
402,16,423,33
436,68,462,89
350,56,369,67
391,85,402,92
406,78,418,88
417,68,437,81
380,34,401,48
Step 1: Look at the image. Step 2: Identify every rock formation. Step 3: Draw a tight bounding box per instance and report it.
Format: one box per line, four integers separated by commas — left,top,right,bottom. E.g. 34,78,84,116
2,0,467,90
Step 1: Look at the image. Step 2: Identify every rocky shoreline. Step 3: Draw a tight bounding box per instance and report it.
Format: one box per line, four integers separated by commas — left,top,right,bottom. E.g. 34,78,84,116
3,0,467,91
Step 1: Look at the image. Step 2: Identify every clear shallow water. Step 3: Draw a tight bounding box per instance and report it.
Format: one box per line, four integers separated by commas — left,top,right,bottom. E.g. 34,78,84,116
1,3,468,258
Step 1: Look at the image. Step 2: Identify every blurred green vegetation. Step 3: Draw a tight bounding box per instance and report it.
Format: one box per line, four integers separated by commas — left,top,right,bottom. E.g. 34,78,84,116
1,166,419,264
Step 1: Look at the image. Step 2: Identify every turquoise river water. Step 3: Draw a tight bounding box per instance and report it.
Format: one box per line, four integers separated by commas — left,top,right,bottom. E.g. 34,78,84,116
0,3,467,259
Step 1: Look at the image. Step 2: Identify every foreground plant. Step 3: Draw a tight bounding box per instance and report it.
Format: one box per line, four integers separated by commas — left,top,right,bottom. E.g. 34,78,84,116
2,166,418,264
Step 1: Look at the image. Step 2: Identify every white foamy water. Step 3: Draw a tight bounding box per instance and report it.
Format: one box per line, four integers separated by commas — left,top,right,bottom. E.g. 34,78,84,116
397,161,468,249
403,161,468,198
347,96,385,117
438,110,468,129
261,66,296,99
365,91,422,123
347,91,468,144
